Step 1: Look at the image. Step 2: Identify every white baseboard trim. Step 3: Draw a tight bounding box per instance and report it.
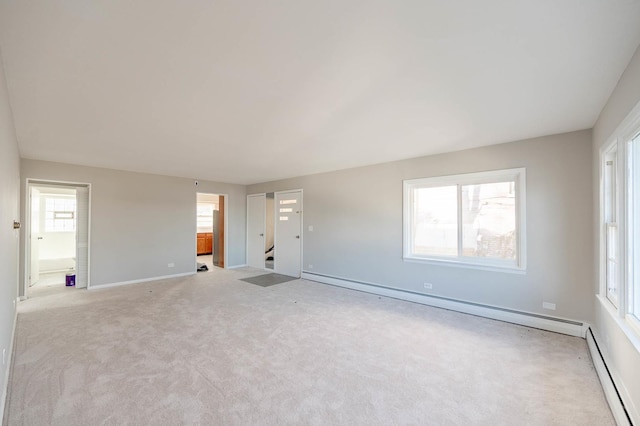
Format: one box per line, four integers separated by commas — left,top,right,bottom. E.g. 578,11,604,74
302,272,589,338
227,264,248,270
1,303,18,423
88,272,196,291
586,329,633,425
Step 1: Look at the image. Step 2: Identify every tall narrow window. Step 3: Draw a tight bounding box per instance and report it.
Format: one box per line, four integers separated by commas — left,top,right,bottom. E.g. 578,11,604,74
630,133,640,320
603,147,619,307
599,102,640,340
404,168,525,272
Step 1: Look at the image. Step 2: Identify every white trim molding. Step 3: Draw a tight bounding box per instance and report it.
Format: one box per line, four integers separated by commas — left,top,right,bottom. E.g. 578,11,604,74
302,271,588,338
1,304,18,423
587,329,634,425
88,272,195,291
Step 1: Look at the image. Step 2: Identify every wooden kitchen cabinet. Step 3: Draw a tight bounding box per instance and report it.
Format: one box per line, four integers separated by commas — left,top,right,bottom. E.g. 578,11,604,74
197,232,213,255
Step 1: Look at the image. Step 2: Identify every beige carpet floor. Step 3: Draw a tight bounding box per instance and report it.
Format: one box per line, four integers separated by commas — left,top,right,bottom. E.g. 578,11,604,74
4,268,614,425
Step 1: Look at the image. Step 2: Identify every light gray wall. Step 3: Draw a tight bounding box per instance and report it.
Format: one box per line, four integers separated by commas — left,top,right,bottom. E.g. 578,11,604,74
249,130,594,322
0,49,20,419
19,160,247,292
592,44,640,422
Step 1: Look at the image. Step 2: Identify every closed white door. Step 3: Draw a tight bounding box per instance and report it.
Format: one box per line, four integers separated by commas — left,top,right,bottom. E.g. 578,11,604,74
29,187,41,286
247,194,266,269
275,190,302,278
75,186,90,288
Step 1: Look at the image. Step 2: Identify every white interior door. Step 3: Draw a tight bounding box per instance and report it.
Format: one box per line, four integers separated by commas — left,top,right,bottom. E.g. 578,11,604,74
29,187,41,286
275,190,302,278
247,194,266,269
75,186,90,288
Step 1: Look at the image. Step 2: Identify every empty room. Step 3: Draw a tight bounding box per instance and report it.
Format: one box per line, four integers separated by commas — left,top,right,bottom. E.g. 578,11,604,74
1,1,640,425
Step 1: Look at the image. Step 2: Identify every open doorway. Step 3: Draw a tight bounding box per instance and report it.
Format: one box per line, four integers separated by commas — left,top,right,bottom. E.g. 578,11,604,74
196,193,225,270
265,193,275,269
246,193,275,270
25,180,90,297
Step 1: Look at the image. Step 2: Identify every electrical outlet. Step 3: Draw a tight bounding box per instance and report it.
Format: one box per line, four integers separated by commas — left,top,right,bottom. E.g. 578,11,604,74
308,264,313,269
308,225,314,232
542,302,556,310
168,263,175,268
423,283,433,290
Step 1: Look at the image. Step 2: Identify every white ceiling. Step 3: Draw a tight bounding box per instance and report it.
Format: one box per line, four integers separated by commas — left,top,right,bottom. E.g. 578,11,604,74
1,1,640,185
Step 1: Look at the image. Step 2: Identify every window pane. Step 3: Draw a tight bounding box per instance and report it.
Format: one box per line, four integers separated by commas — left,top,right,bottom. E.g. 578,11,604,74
197,204,214,216
197,203,214,229
632,135,640,318
44,196,77,232
461,182,516,260
604,154,616,222
606,223,618,305
413,186,458,256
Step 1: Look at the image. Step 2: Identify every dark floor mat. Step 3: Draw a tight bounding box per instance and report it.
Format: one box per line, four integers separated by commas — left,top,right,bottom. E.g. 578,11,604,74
240,273,297,287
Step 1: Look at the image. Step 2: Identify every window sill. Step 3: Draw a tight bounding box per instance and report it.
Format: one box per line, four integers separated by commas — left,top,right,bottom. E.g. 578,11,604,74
596,294,640,354
403,256,526,275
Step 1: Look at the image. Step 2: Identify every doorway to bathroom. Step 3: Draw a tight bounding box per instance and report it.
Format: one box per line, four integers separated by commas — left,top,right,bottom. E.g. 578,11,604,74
25,179,90,297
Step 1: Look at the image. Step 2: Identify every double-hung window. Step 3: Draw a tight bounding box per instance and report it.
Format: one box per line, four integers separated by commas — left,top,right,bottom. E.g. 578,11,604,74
403,168,526,272
600,100,640,333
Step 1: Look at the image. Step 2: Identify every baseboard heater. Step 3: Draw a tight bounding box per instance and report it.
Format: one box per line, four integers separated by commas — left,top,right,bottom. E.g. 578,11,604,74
301,271,588,337
586,328,633,425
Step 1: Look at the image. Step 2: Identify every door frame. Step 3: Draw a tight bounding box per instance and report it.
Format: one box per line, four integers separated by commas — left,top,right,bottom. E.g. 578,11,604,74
29,186,41,286
273,189,303,277
246,193,267,269
24,178,92,297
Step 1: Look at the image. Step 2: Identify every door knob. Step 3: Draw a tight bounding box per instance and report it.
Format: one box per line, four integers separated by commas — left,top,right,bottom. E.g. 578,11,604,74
37,237,43,240
296,235,300,239
260,233,264,236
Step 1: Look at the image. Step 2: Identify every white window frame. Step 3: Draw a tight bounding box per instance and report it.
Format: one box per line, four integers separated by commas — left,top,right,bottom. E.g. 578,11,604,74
626,130,640,328
598,98,640,343
403,168,526,273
